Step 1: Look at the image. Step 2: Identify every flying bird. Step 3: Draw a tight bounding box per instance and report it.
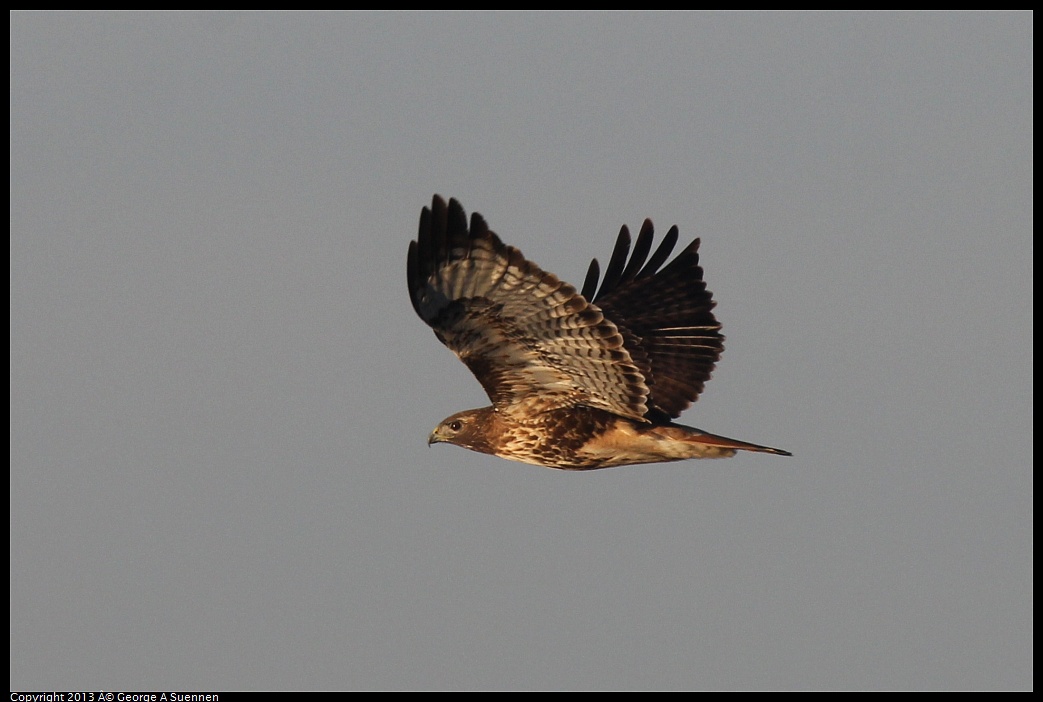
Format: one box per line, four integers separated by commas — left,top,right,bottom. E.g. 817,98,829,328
408,195,790,470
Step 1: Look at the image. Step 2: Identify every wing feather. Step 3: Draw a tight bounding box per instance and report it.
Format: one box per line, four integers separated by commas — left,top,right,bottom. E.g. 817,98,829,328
408,196,650,421
619,219,655,282
594,225,631,300
585,223,725,419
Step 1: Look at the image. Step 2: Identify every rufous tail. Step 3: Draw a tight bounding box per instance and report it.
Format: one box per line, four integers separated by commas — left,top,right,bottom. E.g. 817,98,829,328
685,430,792,456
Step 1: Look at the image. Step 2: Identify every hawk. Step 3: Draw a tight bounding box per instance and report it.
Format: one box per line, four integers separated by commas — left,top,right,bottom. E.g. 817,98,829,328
408,195,790,470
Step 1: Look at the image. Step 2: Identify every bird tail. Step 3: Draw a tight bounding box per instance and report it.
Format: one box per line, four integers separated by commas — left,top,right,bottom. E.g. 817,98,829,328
671,425,791,457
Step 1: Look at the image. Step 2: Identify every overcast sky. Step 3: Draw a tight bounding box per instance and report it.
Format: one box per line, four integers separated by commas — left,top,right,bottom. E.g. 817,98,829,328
11,11,1032,691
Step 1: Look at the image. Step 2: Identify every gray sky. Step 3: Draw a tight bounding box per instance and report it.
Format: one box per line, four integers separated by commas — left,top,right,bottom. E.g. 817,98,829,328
10,11,1032,691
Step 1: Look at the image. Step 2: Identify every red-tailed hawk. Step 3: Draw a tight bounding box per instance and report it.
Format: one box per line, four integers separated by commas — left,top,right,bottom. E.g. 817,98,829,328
408,195,790,470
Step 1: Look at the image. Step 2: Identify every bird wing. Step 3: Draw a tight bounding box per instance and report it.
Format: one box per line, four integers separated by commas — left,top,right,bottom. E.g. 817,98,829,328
581,219,724,421
408,195,650,422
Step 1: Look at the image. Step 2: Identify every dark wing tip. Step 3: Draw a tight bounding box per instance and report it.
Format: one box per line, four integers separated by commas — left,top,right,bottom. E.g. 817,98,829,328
470,209,490,237
409,195,507,325
446,196,468,243
587,218,695,302
590,225,630,302
407,239,422,316
659,232,703,277
619,219,654,282
580,258,600,301
408,195,454,321
639,225,681,278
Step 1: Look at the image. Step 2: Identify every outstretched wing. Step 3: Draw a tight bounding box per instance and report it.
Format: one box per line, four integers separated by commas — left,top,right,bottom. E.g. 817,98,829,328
581,219,724,421
408,195,650,422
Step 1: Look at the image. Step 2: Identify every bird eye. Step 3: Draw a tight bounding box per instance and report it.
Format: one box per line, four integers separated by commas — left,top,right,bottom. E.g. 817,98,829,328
449,420,462,432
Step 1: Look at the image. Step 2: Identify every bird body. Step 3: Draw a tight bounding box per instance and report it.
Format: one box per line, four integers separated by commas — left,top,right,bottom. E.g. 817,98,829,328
408,195,789,470
428,405,789,470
